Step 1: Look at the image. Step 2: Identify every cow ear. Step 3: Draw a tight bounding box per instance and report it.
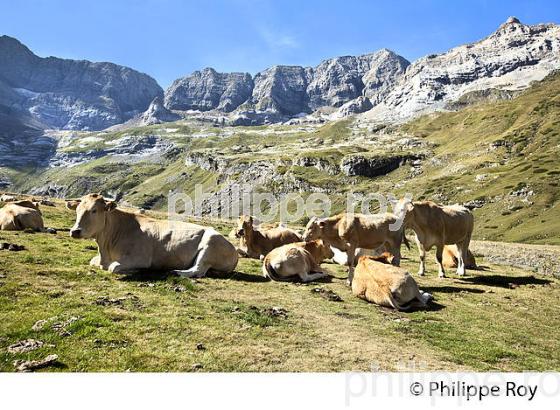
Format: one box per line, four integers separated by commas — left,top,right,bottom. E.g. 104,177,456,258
66,200,80,210
248,216,253,224
105,201,117,212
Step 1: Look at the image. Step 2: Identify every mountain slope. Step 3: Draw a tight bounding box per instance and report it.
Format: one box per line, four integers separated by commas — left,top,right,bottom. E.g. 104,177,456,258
0,35,163,131
365,17,560,122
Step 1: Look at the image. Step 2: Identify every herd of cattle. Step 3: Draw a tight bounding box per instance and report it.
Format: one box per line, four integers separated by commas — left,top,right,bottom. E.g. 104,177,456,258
0,192,477,311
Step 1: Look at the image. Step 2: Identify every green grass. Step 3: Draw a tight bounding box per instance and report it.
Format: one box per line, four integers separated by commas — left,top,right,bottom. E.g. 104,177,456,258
1,201,560,372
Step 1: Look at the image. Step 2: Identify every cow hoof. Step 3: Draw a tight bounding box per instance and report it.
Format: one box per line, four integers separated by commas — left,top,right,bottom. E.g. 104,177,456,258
417,272,425,277
438,275,446,279
346,279,352,287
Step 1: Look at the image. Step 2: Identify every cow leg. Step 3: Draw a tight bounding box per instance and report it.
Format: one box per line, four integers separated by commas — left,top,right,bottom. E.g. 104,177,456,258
107,261,140,274
435,245,446,278
346,246,356,286
456,242,466,276
416,241,427,276
299,270,329,283
172,248,212,278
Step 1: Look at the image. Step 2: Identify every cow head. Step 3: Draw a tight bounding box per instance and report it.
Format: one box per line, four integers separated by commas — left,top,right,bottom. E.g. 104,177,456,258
394,197,414,219
310,239,335,263
66,194,117,239
302,216,327,241
235,215,254,238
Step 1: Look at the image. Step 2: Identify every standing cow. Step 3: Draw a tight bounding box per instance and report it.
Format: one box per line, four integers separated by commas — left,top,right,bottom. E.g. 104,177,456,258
66,194,238,277
302,213,408,285
397,198,474,278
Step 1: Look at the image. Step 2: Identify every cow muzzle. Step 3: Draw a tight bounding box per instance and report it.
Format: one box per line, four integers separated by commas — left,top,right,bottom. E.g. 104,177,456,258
70,228,82,239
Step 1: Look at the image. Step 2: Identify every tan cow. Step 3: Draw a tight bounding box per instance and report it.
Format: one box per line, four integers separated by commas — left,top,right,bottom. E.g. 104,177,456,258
397,198,474,278
352,256,433,311
262,240,334,282
235,215,302,259
443,244,477,269
0,200,44,231
0,194,16,202
66,194,238,277
302,213,408,285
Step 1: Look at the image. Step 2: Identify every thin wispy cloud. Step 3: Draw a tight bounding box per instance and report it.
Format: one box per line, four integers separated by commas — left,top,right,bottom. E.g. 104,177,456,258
258,26,300,49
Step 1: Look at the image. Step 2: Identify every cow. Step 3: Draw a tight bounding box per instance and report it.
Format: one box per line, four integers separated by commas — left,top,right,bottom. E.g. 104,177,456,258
302,213,408,285
443,244,477,270
235,215,302,259
0,200,44,231
396,198,474,278
66,193,238,277
262,239,334,282
0,194,16,202
352,255,433,311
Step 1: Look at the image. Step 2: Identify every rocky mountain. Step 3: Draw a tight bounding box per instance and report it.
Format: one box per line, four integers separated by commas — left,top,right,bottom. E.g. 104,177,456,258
365,17,560,122
0,35,163,131
164,49,410,122
164,68,253,112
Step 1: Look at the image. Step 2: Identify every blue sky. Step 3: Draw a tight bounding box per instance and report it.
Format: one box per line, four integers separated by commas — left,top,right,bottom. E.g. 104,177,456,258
1,0,559,88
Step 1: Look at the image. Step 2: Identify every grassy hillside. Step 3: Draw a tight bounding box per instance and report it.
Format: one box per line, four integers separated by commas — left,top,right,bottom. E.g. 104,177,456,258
1,201,559,372
400,71,560,244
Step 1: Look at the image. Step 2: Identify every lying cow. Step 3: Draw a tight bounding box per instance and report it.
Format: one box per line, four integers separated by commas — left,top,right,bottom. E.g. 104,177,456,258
352,256,433,311
262,240,334,282
235,215,302,259
0,200,44,231
302,213,408,285
443,244,477,270
397,198,474,278
66,194,238,277
0,194,16,202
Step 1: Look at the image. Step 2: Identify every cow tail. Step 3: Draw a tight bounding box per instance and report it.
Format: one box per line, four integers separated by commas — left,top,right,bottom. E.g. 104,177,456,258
262,258,296,282
262,258,281,281
402,230,411,250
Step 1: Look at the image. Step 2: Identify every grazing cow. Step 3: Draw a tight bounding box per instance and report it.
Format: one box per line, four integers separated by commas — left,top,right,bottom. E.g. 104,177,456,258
443,244,477,269
262,240,334,282
302,213,408,285
66,194,238,277
0,200,44,231
397,198,474,278
352,256,433,311
235,215,302,259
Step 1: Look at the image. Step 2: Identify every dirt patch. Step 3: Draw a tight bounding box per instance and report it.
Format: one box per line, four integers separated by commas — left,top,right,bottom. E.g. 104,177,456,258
471,240,560,277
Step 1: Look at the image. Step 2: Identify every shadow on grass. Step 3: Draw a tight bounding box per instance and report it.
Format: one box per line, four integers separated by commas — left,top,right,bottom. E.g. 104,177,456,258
206,270,269,283
117,270,176,282
460,275,551,288
422,286,485,294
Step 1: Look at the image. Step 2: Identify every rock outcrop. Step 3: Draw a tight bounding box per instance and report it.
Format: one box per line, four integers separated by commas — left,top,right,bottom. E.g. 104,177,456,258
140,96,180,125
0,35,163,131
340,154,418,177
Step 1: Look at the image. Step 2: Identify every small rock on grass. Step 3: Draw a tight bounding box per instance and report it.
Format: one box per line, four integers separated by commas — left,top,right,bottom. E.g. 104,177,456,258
7,339,44,354
192,363,204,370
14,354,59,372
312,287,343,302
196,343,206,351
32,319,48,331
